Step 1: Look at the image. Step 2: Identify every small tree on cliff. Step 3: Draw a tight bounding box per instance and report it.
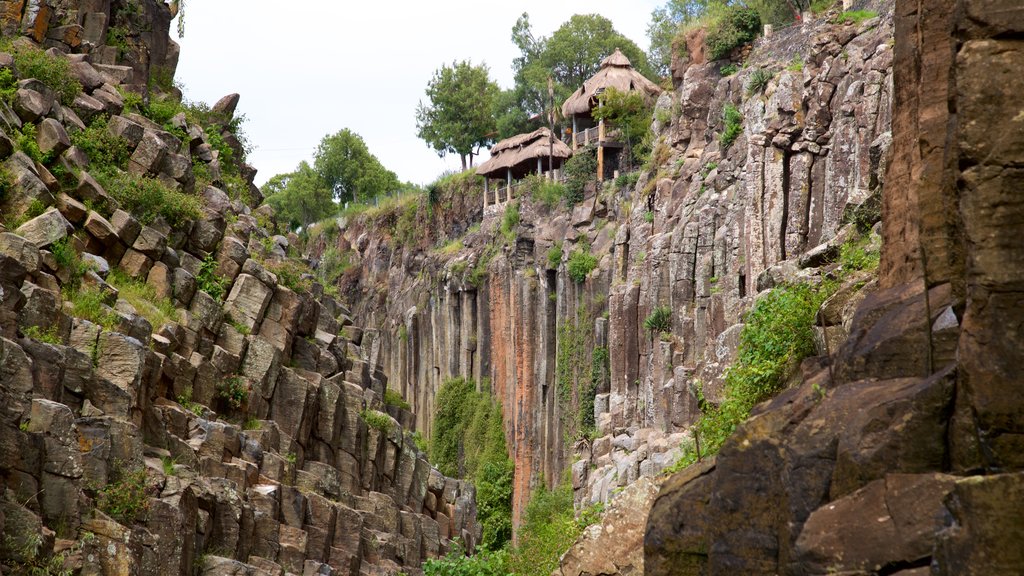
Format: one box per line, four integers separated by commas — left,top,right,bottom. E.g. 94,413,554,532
415,60,499,170
314,129,400,204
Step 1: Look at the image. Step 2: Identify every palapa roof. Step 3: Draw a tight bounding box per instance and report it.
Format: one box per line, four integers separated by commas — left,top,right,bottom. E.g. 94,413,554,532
561,48,662,117
477,127,573,178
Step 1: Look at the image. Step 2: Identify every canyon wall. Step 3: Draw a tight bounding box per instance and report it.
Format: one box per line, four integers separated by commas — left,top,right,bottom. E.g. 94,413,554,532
0,3,476,575
333,0,895,529
644,0,1024,573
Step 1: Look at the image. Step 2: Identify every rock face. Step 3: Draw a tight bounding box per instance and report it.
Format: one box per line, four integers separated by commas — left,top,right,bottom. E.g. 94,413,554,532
0,5,476,574
328,0,894,531
644,0,1024,574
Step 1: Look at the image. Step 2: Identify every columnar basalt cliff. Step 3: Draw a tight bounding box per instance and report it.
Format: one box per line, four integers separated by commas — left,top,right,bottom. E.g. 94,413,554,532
328,0,895,539
0,3,476,575
644,0,1024,574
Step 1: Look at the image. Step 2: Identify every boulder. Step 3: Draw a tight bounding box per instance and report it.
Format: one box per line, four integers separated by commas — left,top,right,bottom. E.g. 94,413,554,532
107,115,145,149
15,208,73,249
84,211,118,247
35,118,70,156
224,274,273,332
128,129,168,176
12,88,50,122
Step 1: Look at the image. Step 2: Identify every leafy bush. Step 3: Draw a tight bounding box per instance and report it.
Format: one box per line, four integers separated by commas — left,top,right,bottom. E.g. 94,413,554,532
720,63,739,76
217,376,248,410
562,146,597,206
423,542,509,576
705,7,761,61
524,174,566,209
613,171,640,191
510,482,601,576
0,67,16,103
66,286,119,330
547,243,563,269
196,252,229,300
719,103,744,149
9,44,82,105
360,409,393,433
501,201,519,244
22,324,62,344
644,306,673,334
687,282,833,463
430,378,513,550
384,389,411,411
14,123,45,164
95,462,151,524
567,247,598,283
787,55,805,72
96,172,202,227
71,117,131,172
745,68,774,96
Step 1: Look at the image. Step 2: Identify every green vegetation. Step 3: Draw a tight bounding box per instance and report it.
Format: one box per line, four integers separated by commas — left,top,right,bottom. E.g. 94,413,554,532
161,456,177,476
567,246,598,283
613,171,641,191
196,252,229,300
177,387,204,416
71,117,131,172
502,13,652,138
556,306,606,442
424,544,509,576
547,243,563,269
66,286,119,331
5,42,82,105
217,376,248,410
0,67,16,103
746,68,774,95
835,9,878,24
95,172,202,228
416,60,500,170
360,409,393,433
644,305,673,334
500,201,520,244
21,324,62,344
704,6,761,61
718,103,743,149
1,527,93,576
787,55,805,72
593,87,654,169
384,389,411,411
681,281,834,465
430,378,513,550
14,123,45,164
95,462,151,524
510,482,602,576
720,63,739,76
106,269,179,328
562,146,597,206
839,234,880,271
523,174,567,209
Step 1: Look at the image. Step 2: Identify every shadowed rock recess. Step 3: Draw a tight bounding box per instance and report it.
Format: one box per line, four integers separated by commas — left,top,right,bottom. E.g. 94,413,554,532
644,0,1024,574
0,2,476,575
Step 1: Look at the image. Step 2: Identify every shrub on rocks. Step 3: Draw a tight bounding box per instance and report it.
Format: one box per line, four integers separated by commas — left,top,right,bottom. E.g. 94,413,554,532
95,171,201,227
6,42,82,105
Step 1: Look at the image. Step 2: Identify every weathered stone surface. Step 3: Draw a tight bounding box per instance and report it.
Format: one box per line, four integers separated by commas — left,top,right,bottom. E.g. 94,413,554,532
12,88,50,122
132,225,168,259
36,118,70,156
128,129,168,175
15,208,73,248
224,273,272,332
83,210,118,247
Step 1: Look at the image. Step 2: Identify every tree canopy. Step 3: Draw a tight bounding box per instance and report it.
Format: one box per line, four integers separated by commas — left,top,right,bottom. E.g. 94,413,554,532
260,161,335,231
313,129,400,204
415,60,500,170
501,13,654,139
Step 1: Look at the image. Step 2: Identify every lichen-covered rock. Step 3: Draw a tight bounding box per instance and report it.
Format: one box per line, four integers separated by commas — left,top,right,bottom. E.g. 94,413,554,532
15,208,73,249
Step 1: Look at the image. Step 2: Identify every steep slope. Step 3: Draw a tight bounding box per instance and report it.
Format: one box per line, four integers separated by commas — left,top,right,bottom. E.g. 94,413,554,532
0,3,475,576
644,0,1024,573
323,3,895,553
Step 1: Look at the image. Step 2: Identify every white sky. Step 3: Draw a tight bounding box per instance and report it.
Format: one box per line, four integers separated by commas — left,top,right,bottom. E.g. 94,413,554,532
174,1,661,187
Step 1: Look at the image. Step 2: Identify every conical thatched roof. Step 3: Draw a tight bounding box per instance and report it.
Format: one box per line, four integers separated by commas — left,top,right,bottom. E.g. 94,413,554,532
561,49,662,117
477,127,573,178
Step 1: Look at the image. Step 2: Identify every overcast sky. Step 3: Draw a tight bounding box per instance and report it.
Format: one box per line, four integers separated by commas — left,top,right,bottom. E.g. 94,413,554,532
174,1,662,187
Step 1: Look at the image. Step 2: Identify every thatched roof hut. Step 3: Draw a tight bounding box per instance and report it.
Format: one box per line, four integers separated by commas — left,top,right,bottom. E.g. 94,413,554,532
561,49,662,118
477,127,573,180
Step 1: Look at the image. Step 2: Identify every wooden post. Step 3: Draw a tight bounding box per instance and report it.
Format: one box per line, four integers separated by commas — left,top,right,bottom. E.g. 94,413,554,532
537,157,542,175
572,117,578,150
484,178,489,209
597,120,606,181
506,169,512,202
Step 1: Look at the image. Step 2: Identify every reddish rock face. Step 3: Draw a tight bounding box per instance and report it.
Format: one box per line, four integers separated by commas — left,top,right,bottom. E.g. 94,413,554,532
645,1,1024,574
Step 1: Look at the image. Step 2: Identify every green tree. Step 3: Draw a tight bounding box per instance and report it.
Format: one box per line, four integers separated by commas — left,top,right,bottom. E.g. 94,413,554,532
506,13,655,136
313,129,400,203
416,60,500,170
261,161,335,230
647,0,712,77
592,87,654,168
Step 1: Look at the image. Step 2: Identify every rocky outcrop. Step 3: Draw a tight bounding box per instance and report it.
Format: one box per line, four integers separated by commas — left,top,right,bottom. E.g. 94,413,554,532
0,7,475,575
644,0,1024,574
327,0,894,531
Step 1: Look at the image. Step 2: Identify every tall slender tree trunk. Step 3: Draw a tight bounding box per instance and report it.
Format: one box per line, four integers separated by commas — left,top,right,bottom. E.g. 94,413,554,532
460,154,468,170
